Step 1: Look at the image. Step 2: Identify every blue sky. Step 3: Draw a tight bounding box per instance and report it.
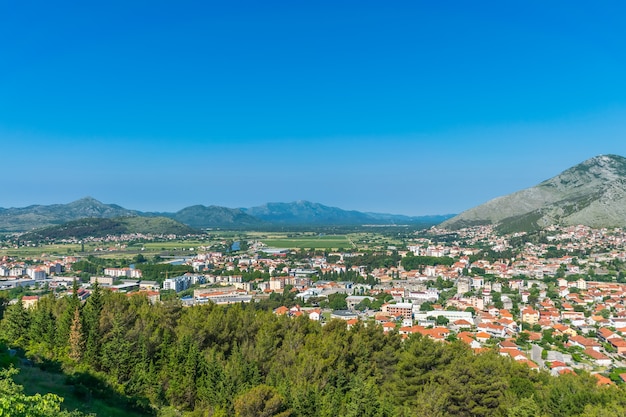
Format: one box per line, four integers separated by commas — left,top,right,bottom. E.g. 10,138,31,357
2,1,626,215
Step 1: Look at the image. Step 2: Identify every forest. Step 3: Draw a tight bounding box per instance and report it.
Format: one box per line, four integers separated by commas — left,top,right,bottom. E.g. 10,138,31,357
1,285,626,417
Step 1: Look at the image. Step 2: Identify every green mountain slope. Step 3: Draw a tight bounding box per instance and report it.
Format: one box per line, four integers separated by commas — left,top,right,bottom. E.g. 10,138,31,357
20,216,199,241
169,205,263,228
0,197,139,232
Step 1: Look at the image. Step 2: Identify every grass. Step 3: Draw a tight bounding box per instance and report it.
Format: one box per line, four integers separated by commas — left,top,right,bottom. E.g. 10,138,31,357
262,234,353,249
0,232,405,258
0,244,83,258
14,364,151,417
141,240,210,250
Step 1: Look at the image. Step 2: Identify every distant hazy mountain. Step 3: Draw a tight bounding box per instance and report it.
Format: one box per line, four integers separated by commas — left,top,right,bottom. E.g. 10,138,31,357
244,201,372,224
0,197,139,232
244,200,452,225
441,154,626,232
0,197,450,233
21,217,198,241
167,205,263,228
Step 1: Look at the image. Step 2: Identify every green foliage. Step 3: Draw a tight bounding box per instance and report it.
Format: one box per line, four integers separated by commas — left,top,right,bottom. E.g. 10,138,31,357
322,293,348,310
234,384,291,417
2,287,626,416
136,264,194,283
0,367,89,417
401,254,455,271
21,217,199,242
0,302,31,346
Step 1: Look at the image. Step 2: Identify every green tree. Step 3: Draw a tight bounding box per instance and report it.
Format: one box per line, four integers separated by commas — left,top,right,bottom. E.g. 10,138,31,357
442,352,508,416
82,281,103,368
233,384,291,417
345,376,383,417
507,397,541,417
68,307,84,362
326,293,348,310
435,315,449,326
0,302,31,347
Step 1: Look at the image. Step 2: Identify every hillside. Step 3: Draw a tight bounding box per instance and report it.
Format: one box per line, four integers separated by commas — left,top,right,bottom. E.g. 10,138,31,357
244,200,450,226
0,198,450,232
20,216,199,241
244,200,373,224
168,205,263,228
441,154,626,232
0,197,139,232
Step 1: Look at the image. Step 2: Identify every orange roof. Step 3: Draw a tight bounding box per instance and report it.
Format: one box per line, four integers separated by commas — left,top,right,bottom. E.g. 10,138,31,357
274,306,289,315
593,374,614,386
517,359,539,369
499,340,518,349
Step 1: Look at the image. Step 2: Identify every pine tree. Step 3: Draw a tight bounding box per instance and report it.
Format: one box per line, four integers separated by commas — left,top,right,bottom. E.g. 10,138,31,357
82,280,103,367
0,301,31,347
68,307,84,362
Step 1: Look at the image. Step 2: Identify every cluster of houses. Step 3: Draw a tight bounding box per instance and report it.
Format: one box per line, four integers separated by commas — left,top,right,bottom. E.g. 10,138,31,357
9,224,626,384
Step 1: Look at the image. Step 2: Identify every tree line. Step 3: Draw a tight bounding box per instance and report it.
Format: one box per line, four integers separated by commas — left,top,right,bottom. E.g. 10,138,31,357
1,286,626,416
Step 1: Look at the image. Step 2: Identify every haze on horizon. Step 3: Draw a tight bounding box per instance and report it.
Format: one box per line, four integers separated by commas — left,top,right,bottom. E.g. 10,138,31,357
2,1,626,216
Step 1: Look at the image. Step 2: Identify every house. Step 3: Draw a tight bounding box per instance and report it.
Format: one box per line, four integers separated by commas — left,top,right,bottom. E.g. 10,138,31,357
553,324,577,337
274,306,289,315
562,311,585,322
521,307,539,325
597,327,619,342
584,348,612,367
382,322,396,333
569,335,602,352
307,308,322,321
458,332,481,349
451,319,474,331
21,295,39,309
499,348,528,362
549,361,573,376
419,327,449,342
346,318,359,330
593,374,615,386
499,340,519,350
609,338,626,355
477,322,507,338
475,331,491,343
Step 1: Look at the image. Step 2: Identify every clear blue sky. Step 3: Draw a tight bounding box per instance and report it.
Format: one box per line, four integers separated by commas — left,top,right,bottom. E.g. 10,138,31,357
2,1,626,215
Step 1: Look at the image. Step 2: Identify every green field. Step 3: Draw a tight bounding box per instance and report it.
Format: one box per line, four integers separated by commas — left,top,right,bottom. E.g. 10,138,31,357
0,244,83,258
141,240,211,250
261,234,354,249
0,231,404,258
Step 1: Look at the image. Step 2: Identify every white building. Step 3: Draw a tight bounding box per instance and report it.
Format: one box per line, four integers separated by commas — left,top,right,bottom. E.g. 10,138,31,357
104,267,142,279
162,274,205,292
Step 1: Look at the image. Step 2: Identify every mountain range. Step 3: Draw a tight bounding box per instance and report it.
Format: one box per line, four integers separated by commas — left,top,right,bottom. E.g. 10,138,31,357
0,198,452,233
441,154,626,232
6,154,625,236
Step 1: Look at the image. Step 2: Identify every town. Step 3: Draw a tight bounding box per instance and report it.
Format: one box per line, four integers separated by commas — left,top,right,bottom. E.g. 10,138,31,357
4,223,626,386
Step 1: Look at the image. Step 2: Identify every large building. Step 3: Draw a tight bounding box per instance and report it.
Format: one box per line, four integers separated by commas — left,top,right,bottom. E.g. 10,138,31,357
413,309,474,323
162,274,205,292
104,267,142,279
385,302,414,320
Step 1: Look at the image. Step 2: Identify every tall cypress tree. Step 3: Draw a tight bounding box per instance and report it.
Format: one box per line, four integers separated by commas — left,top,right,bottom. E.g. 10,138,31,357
68,307,84,362
82,280,103,368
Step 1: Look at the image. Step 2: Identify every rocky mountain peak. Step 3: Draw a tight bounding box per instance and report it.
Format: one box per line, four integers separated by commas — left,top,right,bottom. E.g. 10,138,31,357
441,154,626,232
